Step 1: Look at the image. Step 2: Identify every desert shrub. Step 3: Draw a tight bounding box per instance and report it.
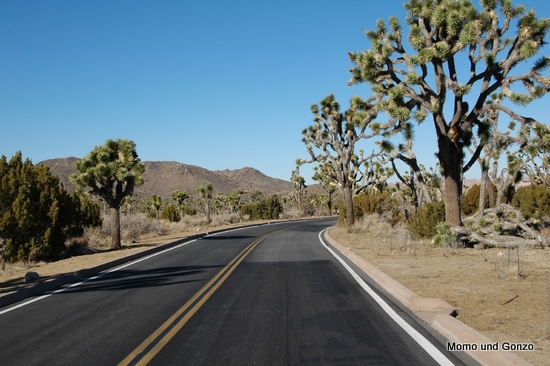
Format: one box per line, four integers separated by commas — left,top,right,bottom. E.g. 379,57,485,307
240,195,282,220
432,222,454,247
337,204,347,225
462,185,479,216
210,213,242,226
67,192,102,236
353,191,403,226
511,185,550,220
462,184,501,215
0,152,95,263
280,207,302,219
102,212,157,242
408,200,446,238
359,214,394,236
183,204,197,216
160,204,181,222
65,237,95,256
302,197,316,217
80,226,109,251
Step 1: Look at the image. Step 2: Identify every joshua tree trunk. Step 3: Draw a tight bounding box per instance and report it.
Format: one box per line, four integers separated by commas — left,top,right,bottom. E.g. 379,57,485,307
327,191,333,216
111,206,121,249
439,134,463,226
478,157,490,217
342,186,354,226
205,200,211,224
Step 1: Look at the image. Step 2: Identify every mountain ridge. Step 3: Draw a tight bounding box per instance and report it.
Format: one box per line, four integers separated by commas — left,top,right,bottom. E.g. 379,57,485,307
39,157,298,199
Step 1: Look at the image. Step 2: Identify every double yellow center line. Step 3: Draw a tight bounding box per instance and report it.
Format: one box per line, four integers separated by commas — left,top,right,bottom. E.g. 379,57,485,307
118,230,279,366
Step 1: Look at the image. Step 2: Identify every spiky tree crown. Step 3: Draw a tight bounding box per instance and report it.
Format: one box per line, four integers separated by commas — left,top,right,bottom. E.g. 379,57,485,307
348,0,550,133
71,139,144,207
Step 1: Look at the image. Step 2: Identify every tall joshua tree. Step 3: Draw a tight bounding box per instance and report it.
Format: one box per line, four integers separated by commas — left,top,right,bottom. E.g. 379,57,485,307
312,159,338,215
197,182,214,224
301,94,384,226
290,166,307,212
71,139,144,249
348,0,550,226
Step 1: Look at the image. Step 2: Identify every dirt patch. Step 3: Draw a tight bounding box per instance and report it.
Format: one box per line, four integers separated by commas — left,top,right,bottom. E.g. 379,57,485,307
328,224,550,366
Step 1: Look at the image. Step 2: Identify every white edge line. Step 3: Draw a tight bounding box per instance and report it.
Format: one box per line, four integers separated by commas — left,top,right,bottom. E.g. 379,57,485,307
318,229,455,366
1,220,324,315
2,225,270,314
205,225,260,237
0,238,199,315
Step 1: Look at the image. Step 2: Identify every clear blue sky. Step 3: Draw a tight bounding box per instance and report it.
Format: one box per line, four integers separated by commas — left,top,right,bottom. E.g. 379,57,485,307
1,1,549,184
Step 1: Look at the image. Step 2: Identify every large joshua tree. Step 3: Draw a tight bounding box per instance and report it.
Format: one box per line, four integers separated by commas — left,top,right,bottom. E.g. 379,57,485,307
301,94,385,226
348,0,550,226
71,139,144,249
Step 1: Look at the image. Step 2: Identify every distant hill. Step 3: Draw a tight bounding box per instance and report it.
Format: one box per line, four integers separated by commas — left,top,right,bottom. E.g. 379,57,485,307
40,157,79,190
39,157,314,199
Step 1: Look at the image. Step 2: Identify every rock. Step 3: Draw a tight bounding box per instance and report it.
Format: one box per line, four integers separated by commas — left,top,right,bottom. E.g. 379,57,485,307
24,272,40,283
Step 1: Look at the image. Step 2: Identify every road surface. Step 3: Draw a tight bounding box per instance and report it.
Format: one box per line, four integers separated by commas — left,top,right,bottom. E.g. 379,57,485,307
0,218,472,365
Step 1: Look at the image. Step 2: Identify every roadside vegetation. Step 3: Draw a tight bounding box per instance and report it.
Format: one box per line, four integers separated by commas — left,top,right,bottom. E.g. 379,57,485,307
298,0,550,251
2,2,550,364
2,0,550,269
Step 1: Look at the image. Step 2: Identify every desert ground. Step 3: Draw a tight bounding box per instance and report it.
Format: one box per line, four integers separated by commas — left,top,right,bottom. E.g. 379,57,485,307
1,218,549,366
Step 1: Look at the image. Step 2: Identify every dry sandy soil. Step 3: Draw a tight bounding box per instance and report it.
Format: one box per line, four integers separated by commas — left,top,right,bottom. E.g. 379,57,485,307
329,224,550,366
1,219,549,365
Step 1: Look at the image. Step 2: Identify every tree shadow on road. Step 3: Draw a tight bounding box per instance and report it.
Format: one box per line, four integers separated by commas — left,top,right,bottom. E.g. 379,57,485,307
58,265,224,293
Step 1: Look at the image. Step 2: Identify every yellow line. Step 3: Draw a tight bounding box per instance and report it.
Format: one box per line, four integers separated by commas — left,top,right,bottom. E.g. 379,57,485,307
118,231,276,366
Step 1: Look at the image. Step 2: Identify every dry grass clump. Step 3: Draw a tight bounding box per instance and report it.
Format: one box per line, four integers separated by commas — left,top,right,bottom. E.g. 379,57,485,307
334,214,417,255
280,208,303,219
77,212,248,253
208,213,244,227
353,214,412,244
358,214,394,236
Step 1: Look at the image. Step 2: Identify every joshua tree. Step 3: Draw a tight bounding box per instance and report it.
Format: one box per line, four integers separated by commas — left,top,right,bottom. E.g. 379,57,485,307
290,166,307,212
150,194,163,222
348,0,550,225
312,160,337,215
300,94,384,225
197,182,214,224
172,190,190,218
71,139,144,249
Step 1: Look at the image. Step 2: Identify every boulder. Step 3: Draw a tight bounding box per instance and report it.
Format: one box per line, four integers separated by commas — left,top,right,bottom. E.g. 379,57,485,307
24,272,40,283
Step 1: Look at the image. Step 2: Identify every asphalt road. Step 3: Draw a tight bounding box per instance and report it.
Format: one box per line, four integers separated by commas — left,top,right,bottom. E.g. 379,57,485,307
0,218,471,365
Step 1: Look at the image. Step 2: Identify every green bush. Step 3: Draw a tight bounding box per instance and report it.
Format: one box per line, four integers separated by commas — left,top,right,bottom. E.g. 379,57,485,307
353,191,403,226
338,204,347,225
240,195,282,220
68,192,102,236
511,185,550,220
408,201,446,238
462,184,501,215
462,184,482,215
160,204,181,222
432,222,454,247
0,152,89,263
